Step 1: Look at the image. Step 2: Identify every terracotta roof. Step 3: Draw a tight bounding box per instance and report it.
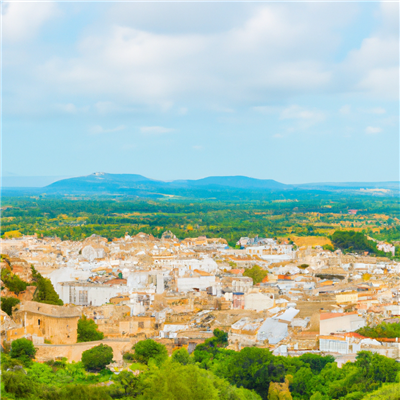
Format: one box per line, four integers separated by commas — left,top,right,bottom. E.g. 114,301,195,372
320,311,357,320
229,269,244,275
193,269,212,276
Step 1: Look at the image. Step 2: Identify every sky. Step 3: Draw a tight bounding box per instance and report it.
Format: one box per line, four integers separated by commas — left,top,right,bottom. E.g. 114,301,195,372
2,1,399,184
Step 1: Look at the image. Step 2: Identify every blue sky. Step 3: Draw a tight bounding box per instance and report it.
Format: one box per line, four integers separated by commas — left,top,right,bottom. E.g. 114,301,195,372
2,1,399,184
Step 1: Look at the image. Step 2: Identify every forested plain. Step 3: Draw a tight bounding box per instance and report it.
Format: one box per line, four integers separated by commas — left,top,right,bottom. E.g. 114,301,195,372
1,195,399,252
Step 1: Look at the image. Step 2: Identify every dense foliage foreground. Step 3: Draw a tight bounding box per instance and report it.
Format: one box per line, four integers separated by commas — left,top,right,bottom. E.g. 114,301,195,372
1,332,400,400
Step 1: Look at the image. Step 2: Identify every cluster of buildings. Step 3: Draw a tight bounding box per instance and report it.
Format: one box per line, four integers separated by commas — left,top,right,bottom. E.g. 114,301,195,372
1,232,399,363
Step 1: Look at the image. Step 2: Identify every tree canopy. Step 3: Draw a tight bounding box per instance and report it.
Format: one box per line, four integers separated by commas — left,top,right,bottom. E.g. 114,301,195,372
81,344,113,372
132,339,168,366
10,338,37,366
1,268,28,294
243,265,268,285
1,296,20,316
77,315,105,342
331,231,385,255
356,322,400,339
31,266,63,306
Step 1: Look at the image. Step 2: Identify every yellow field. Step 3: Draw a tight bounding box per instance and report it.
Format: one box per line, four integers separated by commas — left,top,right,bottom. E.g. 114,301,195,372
292,236,332,248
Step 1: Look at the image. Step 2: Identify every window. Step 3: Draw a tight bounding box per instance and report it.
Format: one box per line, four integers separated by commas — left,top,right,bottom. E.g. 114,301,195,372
69,287,76,304
38,319,41,326
78,290,88,305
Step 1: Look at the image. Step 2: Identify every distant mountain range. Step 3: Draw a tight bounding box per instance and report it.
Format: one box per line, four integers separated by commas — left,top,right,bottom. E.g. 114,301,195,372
39,173,399,197
2,172,398,198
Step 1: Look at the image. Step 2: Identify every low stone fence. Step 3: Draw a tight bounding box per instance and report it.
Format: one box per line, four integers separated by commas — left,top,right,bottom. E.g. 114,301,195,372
35,339,134,363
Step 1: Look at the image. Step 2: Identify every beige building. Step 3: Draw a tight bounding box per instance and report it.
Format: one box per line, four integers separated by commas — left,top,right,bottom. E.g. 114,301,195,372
9,301,80,344
336,292,358,304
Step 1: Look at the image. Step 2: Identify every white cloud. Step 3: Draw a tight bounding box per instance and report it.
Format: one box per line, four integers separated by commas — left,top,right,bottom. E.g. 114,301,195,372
253,106,280,114
280,105,322,120
89,125,125,134
7,2,398,117
55,103,90,114
56,103,78,113
370,107,386,115
35,4,350,106
178,107,188,115
358,107,387,115
280,105,325,128
95,101,117,114
211,105,235,113
140,126,175,135
2,2,58,43
365,126,382,135
339,105,351,115
338,3,399,100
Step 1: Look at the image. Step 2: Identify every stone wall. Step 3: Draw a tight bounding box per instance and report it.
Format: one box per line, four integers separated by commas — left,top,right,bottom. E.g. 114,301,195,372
35,339,134,362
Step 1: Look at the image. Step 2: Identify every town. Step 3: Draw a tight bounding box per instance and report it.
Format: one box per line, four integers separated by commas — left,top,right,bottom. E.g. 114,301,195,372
2,230,399,368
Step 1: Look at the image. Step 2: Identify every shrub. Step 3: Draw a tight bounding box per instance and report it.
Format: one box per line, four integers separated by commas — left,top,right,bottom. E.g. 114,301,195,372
81,344,113,372
243,265,268,284
122,352,135,362
1,297,20,316
172,347,193,365
133,339,168,366
0,353,23,372
31,266,63,306
2,371,37,398
10,338,37,366
1,269,28,294
77,315,104,342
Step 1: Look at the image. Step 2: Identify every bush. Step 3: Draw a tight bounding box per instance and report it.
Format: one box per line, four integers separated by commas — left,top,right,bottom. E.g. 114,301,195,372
1,269,28,294
1,297,20,316
77,315,104,342
39,383,112,400
331,231,381,255
299,354,335,374
172,347,193,365
31,266,63,306
59,384,112,400
81,344,113,372
10,338,37,366
122,352,135,362
2,371,37,398
243,265,268,284
139,360,219,400
356,322,400,339
133,339,168,366
0,353,23,372
110,370,140,398
363,383,400,400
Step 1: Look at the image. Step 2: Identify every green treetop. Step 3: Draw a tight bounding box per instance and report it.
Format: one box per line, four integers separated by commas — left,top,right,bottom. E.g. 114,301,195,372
77,315,104,342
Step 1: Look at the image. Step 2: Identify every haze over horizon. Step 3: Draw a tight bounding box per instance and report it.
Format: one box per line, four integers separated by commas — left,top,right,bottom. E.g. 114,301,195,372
2,171,399,189
2,1,399,184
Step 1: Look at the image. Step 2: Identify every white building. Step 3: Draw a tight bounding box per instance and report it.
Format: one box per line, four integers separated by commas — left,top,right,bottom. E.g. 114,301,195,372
320,312,366,335
58,282,128,306
177,276,216,292
244,292,275,312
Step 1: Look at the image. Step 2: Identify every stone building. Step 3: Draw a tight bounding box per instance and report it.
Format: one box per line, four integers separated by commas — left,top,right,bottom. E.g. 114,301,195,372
9,301,80,344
